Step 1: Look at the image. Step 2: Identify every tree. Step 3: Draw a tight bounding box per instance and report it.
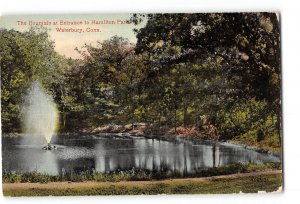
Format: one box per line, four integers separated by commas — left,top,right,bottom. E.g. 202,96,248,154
0,28,66,133
133,13,281,140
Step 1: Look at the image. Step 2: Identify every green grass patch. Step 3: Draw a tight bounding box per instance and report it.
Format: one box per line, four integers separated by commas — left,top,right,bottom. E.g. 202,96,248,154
233,131,281,153
3,162,281,183
3,173,282,196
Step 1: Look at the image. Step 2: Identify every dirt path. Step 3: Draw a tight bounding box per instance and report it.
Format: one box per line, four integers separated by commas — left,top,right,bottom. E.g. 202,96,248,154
3,170,282,190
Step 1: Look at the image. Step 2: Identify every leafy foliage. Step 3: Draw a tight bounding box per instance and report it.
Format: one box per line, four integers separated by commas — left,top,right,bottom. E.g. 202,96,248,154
1,13,281,151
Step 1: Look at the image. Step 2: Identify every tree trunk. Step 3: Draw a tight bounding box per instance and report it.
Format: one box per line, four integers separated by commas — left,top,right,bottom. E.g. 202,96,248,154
183,107,188,128
131,106,134,130
63,112,66,132
174,108,177,133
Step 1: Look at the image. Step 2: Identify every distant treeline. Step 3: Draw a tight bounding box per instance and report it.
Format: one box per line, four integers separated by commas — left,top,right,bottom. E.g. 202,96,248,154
1,13,281,148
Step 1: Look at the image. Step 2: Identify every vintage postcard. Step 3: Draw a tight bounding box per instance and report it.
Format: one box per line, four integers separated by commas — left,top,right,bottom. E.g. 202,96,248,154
0,13,282,196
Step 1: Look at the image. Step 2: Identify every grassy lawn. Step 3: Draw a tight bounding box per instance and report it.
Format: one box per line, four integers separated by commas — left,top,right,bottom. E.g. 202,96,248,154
3,171,282,196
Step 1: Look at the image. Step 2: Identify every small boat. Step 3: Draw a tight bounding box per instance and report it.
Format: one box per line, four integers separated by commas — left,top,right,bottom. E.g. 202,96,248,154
42,143,57,150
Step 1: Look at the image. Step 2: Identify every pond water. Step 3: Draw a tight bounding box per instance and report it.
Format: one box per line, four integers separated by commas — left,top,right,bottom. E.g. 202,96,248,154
2,134,280,175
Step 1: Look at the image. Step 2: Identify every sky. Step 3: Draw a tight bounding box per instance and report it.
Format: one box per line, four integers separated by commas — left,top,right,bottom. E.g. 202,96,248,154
0,14,146,59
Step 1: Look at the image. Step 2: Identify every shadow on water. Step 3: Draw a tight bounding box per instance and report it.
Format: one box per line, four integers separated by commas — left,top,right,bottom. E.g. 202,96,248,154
2,134,280,175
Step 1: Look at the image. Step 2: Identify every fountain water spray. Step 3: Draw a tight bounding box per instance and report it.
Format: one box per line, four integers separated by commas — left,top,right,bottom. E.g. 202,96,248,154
21,81,59,148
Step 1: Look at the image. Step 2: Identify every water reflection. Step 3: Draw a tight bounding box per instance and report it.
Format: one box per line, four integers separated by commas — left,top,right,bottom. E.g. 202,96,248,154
2,135,280,175
3,146,59,175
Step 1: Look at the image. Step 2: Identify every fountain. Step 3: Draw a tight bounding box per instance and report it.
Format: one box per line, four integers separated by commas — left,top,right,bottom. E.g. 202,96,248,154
21,81,59,150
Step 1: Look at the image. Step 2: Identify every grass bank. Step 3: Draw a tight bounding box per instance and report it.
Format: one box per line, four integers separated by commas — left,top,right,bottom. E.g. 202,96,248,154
230,134,281,154
3,171,282,196
3,162,281,183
